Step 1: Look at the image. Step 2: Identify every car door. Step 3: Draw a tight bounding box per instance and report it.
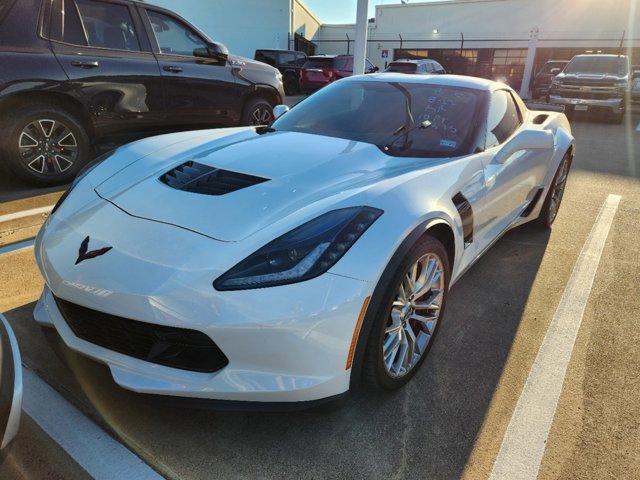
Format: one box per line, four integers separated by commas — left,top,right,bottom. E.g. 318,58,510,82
49,0,165,140
140,7,242,128
474,89,547,247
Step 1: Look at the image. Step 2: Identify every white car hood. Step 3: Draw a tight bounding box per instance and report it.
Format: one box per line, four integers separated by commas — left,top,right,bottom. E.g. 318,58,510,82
96,130,396,242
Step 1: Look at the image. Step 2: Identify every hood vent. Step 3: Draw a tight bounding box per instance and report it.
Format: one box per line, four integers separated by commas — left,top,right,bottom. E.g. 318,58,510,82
160,161,269,196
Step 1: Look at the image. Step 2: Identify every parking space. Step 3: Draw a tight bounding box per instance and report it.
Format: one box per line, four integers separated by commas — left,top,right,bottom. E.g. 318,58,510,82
0,106,639,479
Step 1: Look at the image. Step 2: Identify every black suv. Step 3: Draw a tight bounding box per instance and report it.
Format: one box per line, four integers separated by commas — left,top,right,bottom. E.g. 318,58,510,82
0,0,285,185
255,49,307,94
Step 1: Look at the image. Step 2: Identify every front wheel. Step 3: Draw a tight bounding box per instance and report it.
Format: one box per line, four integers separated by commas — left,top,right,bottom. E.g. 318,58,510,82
363,235,450,390
240,98,274,126
537,153,571,228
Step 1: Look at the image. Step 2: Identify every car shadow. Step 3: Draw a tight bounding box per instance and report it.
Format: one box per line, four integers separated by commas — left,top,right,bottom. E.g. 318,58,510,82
6,223,551,479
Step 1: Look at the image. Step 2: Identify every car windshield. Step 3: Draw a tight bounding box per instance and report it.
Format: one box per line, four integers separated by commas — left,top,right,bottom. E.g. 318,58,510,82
387,63,418,73
272,80,484,158
564,57,628,75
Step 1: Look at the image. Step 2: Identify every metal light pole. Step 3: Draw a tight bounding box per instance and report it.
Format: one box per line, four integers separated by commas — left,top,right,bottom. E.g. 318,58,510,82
353,0,369,75
520,26,539,100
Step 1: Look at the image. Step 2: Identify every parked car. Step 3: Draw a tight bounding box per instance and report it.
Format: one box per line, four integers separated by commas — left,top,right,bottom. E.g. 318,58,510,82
548,54,631,123
385,59,446,74
531,60,569,99
300,55,378,91
255,49,307,95
632,67,640,102
0,0,285,186
35,74,574,408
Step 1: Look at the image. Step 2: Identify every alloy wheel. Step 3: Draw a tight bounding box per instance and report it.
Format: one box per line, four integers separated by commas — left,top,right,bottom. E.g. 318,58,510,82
383,253,445,378
547,157,569,224
249,106,274,126
18,119,78,175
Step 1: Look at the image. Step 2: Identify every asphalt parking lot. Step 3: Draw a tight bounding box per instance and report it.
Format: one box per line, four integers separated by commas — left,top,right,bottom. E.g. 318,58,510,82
1,104,639,479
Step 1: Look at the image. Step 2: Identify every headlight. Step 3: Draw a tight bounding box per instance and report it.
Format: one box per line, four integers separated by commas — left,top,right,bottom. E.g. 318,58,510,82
214,206,383,290
614,80,628,93
51,151,113,214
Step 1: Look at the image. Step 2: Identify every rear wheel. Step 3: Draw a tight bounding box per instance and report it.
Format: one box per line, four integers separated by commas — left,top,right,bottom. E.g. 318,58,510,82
283,74,299,95
363,235,450,390
240,98,274,126
0,104,89,186
537,153,570,228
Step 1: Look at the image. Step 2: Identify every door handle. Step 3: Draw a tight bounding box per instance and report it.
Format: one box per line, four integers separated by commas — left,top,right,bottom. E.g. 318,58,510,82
163,66,183,73
70,60,99,69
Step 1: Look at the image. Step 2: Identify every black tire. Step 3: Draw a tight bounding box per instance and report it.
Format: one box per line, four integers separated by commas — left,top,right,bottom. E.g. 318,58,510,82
362,235,451,390
283,74,299,95
240,97,274,126
537,152,571,228
0,103,90,186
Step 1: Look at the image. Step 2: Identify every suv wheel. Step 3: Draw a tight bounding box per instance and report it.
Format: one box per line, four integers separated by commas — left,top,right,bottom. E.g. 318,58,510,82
283,75,298,95
1,104,89,186
241,98,274,126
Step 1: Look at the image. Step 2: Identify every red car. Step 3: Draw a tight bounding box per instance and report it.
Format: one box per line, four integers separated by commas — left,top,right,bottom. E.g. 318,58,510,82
300,55,378,91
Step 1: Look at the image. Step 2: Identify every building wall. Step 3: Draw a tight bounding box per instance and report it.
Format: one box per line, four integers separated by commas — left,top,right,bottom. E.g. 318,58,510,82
293,0,321,43
317,0,639,93
149,0,291,59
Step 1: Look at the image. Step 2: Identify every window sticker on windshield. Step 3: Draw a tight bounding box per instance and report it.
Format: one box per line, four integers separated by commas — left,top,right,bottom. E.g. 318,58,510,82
439,139,457,149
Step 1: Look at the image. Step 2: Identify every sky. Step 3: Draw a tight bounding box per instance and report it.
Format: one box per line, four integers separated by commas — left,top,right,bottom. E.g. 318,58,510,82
303,0,447,24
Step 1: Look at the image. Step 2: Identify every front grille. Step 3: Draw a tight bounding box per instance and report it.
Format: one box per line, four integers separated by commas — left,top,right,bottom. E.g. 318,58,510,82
555,88,619,100
54,296,229,373
160,160,269,196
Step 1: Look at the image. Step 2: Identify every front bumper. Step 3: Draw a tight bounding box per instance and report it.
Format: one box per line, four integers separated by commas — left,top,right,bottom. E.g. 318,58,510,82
34,199,375,402
548,94,626,114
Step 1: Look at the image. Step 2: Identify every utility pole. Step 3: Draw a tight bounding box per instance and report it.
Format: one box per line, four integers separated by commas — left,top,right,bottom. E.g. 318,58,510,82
353,0,369,75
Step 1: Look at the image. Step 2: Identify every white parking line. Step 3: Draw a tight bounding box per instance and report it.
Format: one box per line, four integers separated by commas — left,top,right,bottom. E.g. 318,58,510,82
22,367,163,480
489,194,622,480
0,238,35,256
0,205,54,224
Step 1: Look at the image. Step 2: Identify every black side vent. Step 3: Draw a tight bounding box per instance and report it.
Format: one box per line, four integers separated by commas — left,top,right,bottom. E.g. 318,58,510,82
161,161,269,196
452,192,474,246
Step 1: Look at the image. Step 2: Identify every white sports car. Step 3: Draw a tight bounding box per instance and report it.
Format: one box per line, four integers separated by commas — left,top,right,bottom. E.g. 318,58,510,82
34,74,574,408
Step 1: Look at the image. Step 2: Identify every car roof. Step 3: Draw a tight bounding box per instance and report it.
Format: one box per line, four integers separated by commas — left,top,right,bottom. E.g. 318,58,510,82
347,73,500,92
256,49,305,53
391,59,438,64
571,54,628,59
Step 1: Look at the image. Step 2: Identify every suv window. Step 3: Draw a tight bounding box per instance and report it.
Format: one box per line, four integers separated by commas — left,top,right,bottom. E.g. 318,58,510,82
0,0,16,23
304,57,334,68
75,0,140,50
486,90,522,148
295,53,307,67
49,0,86,45
280,52,296,66
147,10,206,56
255,50,277,66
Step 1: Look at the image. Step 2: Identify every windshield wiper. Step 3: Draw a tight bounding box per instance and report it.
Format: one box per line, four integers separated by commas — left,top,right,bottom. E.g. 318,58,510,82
255,126,277,135
383,120,432,152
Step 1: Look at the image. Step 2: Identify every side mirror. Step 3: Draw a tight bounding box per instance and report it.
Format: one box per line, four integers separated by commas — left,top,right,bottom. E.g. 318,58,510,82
373,66,380,72
495,129,554,164
194,42,229,65
550,68,561,75
273,104,289,120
